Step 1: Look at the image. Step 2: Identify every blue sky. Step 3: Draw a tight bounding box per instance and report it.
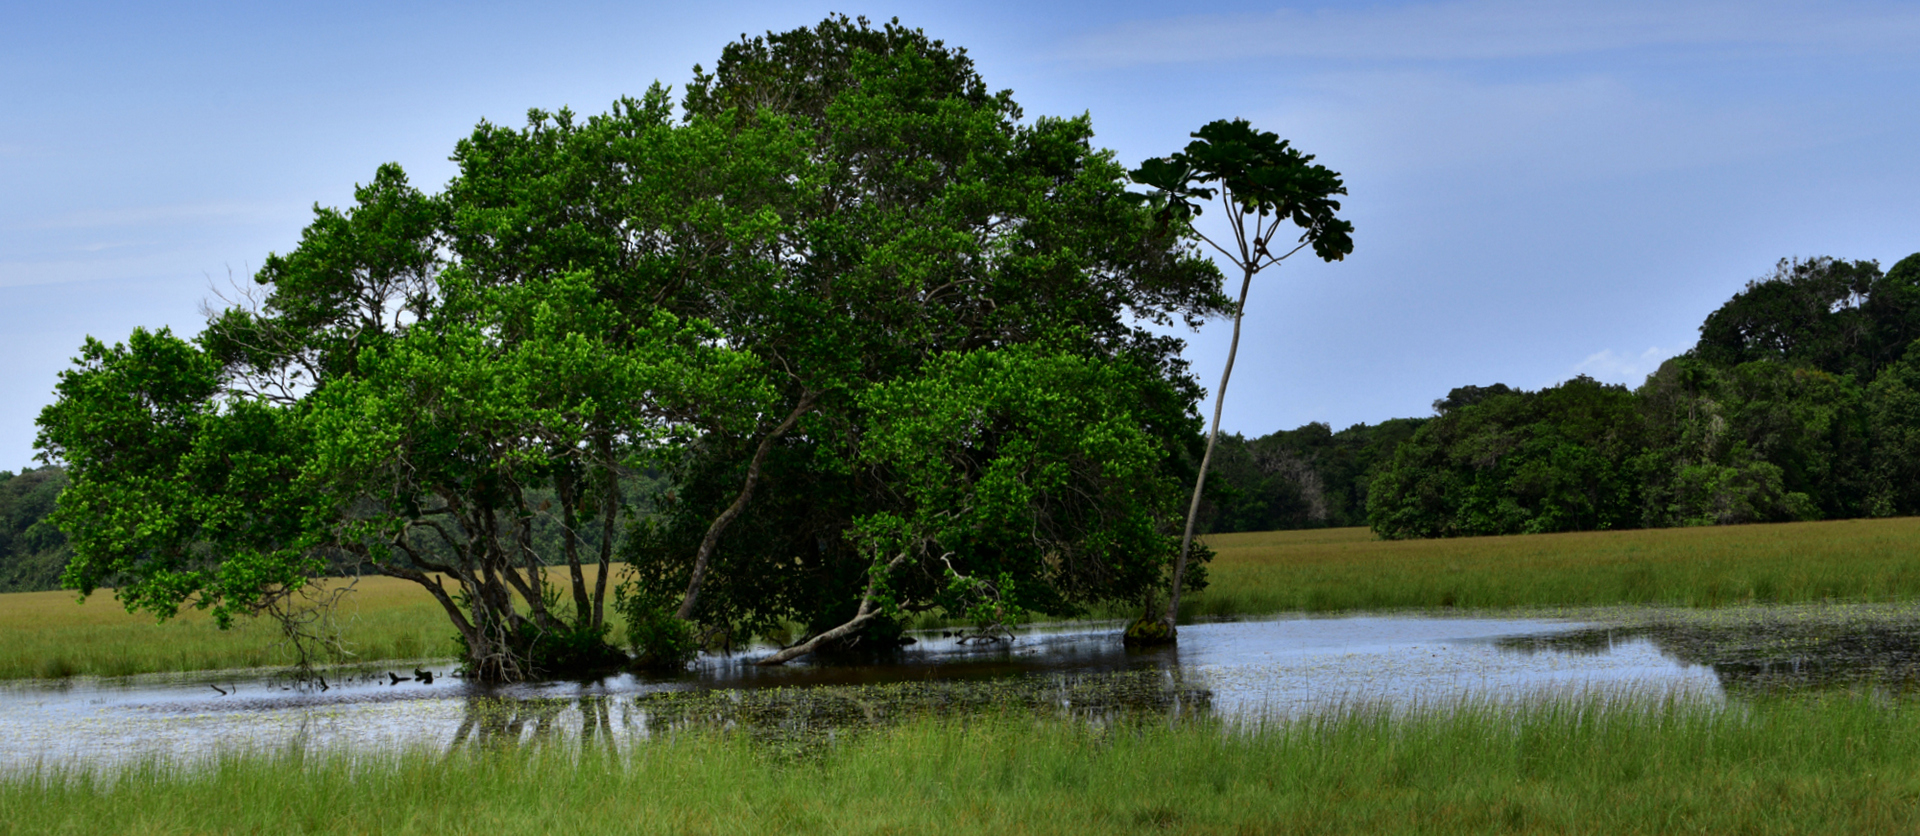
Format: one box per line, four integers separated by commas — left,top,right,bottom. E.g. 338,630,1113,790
4,0,1917,469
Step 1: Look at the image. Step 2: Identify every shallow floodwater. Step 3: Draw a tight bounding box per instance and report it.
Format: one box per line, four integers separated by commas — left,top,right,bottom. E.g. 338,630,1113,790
0,614,1722,770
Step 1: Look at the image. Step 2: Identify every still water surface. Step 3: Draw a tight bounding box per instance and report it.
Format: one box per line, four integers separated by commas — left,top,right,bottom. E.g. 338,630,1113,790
1,614,1722,770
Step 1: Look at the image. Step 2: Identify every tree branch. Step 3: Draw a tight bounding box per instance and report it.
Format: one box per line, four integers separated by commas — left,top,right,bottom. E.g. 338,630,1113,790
675,389,821,620
754,549,911,665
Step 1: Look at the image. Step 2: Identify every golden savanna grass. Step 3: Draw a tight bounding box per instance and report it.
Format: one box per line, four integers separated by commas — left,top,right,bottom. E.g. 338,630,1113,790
1185,516,1920,618
0,566,628,680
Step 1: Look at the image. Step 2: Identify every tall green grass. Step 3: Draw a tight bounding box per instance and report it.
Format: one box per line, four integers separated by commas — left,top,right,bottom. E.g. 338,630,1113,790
7,695,1919,834
1184,517,1920,618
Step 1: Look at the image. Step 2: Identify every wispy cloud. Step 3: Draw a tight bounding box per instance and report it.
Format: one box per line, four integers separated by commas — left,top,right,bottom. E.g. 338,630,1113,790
32,201,291,231
1573,345,1680,384
1063,0,1920,67
1243,69,1837,182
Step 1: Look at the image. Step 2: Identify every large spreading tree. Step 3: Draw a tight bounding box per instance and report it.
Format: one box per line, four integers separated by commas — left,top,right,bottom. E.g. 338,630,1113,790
36,15,1230,680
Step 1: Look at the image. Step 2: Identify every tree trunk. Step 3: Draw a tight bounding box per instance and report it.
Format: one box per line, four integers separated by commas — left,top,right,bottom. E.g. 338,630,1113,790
675,391,819,621
559,470,592,624
755,550,909,666
1164,261,1256,631
592,447,618,629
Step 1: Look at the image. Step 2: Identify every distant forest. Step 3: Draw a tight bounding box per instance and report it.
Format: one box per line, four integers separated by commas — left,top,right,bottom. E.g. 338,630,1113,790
1363,253,1920,538
0,465,68,592
1177,252,1920,538
6,252,1917,591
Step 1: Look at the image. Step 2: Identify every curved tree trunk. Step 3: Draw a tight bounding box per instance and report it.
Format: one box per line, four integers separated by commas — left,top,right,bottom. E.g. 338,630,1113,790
675,391,819,621
592,434,620,628
1164,261,1256,631
755,550,911,666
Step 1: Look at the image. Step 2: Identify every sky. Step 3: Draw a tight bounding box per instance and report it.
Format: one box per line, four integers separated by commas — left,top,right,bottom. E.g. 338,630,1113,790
3,0,1917,470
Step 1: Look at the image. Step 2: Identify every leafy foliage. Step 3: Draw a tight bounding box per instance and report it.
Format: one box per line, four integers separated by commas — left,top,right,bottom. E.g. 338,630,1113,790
1129,119,1353,262
618,16,1226,653
36,15,1226,674
852,343,1203,623
613,583,698,670
1368,377,1648,538
37,328,318,626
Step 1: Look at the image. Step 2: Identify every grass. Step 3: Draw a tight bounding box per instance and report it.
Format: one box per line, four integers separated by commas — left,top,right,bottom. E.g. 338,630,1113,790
6,695,1920,834
1182,516,1920,618
0,566,627,681
2,517,1917,680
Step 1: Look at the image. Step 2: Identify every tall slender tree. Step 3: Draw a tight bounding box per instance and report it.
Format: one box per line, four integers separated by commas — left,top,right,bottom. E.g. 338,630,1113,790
1128,119,1354,641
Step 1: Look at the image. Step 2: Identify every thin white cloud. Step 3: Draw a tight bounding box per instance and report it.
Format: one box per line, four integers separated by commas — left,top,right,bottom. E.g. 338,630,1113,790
1242,69,1839,183
1063,0,1920,66
76,240,148,253
1573,345,1681,384
32,201,291,231
0,249,217,289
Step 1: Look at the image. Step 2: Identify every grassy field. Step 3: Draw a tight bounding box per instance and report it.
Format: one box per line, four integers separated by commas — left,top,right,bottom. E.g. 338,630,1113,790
2,517,1916,679
1183,516,1920,618
6,695,1919,834
0,567,625,681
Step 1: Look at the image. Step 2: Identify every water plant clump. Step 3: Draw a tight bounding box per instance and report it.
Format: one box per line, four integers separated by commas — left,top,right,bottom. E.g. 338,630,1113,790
1121,613,1176,647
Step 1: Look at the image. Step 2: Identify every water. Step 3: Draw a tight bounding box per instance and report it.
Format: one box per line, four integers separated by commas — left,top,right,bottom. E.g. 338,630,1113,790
1506,605,1920,695
0,613,1736,771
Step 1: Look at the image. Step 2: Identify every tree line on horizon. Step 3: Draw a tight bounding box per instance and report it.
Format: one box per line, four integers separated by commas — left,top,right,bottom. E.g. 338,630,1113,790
1201,252,1920,537
0,465,68,592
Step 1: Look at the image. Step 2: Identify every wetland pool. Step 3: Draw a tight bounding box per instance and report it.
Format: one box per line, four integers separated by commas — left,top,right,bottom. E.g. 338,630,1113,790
0,612,1746,770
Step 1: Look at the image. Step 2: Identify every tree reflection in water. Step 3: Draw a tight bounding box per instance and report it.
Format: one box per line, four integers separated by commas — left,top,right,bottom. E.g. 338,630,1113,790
442,669,1215,756
449,695,617,750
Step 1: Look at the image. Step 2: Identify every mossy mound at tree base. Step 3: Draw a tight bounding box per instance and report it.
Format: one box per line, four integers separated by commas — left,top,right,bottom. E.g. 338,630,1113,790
1121,616,1176,647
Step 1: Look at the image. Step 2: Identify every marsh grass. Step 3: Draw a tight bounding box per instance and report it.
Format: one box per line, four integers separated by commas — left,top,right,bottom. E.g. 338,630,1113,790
6,695,1919,834
0,566,628,680
1180,517,1920,618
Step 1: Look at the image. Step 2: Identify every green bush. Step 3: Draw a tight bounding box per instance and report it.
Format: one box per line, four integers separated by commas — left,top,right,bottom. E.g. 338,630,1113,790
614,584,696,671
449,618,627,680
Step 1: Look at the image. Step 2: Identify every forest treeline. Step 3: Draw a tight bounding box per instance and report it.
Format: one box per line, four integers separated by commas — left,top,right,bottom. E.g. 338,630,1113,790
1363,253,1920,538
0,466,69,592
1193,419,1428,532
1196,252,1920,537
8,252,1918,590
